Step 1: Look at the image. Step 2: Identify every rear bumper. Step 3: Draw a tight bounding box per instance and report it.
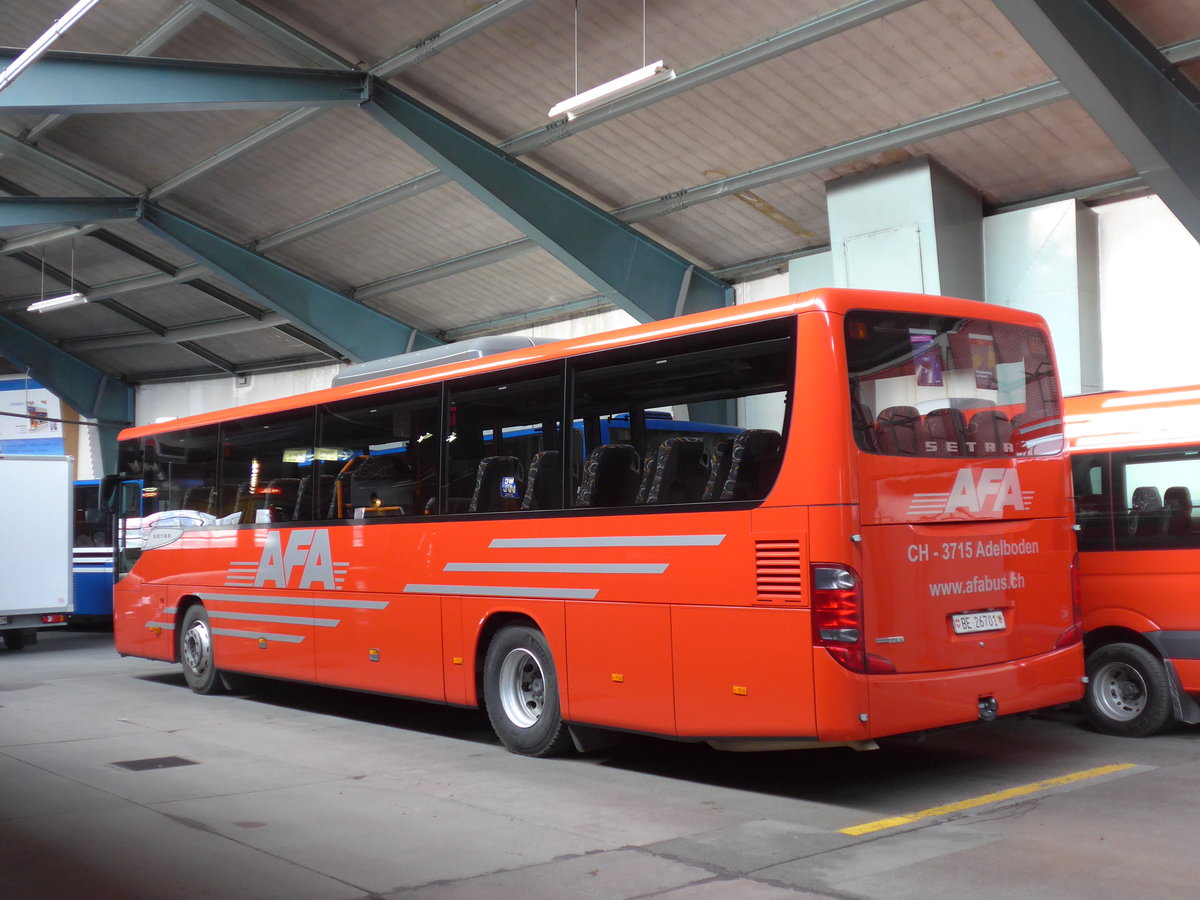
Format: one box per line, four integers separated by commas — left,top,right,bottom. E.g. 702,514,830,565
859,644,1084,739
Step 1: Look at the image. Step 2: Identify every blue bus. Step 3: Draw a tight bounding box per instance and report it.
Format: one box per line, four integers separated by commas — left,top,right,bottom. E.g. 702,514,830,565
72,480,114,620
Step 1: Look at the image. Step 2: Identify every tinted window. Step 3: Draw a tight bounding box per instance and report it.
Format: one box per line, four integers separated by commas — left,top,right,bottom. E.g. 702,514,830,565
570,320,793,508
219,410,315,524
316,388,441,519
847,311,1062,459
1111,447,1200,549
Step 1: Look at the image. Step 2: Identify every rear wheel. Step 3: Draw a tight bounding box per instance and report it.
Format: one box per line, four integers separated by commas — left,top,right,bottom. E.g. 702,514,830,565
179,605,225,695
3,630,28,651
483,625,571,757
1084,642,1172,737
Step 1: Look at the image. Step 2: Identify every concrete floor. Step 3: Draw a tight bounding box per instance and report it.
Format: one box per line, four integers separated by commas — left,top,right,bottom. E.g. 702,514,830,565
2,629,1198,899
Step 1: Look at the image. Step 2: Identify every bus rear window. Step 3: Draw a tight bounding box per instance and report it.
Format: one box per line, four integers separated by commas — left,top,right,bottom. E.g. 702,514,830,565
846,310,1062,458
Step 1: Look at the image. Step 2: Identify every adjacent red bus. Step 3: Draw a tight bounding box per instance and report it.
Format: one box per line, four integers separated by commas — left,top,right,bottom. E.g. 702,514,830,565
111,289,1083,755
1066,386,1200,735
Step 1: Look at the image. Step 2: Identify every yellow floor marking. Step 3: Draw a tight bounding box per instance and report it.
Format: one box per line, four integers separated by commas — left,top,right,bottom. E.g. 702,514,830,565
839,763,1137,836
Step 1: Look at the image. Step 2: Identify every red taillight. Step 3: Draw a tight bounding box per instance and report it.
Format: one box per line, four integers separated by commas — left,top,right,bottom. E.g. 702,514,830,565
811,564,895,674
41,614,66,624
1055,552,1084,650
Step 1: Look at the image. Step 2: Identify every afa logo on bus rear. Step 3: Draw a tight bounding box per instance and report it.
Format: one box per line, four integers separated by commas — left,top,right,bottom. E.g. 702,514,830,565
908,468,1034,517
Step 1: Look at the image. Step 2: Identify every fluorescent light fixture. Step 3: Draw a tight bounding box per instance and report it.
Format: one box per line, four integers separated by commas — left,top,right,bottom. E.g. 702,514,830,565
0,0,105,94
28,291,88,312
548,60,675,120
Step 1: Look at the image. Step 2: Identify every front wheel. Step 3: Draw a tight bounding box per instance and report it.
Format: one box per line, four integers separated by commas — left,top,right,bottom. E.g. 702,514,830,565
1084,642,1172,737
483,625,571,757
179,605,225,695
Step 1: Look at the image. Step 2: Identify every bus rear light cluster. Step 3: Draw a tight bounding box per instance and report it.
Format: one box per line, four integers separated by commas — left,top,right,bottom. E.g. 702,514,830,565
41,614,66,624
811,564,896,674
1054,552,1084,650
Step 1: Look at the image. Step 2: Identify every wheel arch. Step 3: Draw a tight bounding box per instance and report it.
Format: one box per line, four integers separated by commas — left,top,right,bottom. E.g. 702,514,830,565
473,611,542,708
1084,625,1161,660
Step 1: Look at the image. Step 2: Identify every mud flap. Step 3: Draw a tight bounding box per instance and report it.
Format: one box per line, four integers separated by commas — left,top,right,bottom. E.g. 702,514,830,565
1164,660,1200,725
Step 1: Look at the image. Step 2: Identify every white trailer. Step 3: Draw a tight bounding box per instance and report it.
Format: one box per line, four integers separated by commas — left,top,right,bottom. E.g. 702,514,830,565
0,454,73,650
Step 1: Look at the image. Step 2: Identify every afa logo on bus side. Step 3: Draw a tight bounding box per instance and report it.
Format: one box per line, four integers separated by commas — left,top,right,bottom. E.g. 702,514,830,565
247,529,345,590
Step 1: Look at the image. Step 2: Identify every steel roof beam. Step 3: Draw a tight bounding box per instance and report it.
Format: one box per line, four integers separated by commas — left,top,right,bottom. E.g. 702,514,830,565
0,157,431,361
366,81,731,321
0,317,132,471
149,0,536,200
348,36,1200,301
139,202,440,360
61,312,287,351
0,50,368,115
0,196,139,229
133,351,333,383
995,0,1200,242
256,0,919,251
176,339,237,373
21,3,203,144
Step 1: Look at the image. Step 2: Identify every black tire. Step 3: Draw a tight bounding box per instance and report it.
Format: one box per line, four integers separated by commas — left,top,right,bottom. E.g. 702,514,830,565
179,605,225,695
3,630,27,651
483,625,572,757
1084,642,1172,737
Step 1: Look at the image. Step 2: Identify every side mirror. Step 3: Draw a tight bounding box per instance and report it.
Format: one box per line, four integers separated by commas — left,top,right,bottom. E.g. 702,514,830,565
99,473,120,512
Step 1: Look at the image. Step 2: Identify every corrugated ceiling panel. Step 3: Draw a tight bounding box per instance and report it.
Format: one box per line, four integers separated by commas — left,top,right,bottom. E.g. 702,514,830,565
184,325,324,366
527,1,1056,211
267,181,525,291
78,341,216,379
910,102,1136,205
258,0,475,72
400,0,848,140
100,281,256,330
373,248,594,334
41,108,288,198
165,108,438,244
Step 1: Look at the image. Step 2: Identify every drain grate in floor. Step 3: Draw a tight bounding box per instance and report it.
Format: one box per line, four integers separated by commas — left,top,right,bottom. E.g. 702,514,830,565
112,756,199,772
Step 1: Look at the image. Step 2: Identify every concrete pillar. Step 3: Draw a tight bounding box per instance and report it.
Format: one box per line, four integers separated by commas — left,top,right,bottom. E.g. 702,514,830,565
826,156,983,300
984,200,1101,395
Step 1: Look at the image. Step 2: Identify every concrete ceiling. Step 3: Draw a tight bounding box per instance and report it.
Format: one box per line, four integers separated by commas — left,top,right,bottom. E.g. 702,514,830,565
1,0,1199,392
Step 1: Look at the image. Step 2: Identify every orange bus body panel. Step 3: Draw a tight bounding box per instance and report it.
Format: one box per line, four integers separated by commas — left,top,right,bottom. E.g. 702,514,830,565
1066,385,1200,720
113,289,1083,747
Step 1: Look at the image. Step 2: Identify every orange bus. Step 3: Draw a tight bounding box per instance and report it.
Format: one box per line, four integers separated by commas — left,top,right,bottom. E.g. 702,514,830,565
110,289,1083,755
1066,386,1200,736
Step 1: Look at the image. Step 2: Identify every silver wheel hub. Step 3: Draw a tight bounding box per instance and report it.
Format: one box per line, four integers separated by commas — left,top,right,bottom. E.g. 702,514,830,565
497,647,545,729
1093,660,1147,721
182,617,212,678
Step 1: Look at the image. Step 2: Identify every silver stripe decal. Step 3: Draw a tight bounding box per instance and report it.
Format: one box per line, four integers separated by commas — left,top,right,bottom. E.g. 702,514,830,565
197,592,389,610
405,584,599,600
73,566,114,573
489,534,726,549
146,621,176,630
209,611,340,628
164,607,177,615
211,628,305,644
444,562,668,575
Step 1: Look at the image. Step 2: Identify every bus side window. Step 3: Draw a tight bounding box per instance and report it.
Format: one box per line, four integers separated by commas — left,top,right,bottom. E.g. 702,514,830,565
1113,448,1200,549
1072,453,1113,551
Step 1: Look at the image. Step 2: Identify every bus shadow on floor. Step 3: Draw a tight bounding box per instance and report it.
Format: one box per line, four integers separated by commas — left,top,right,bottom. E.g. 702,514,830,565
137,668,499,745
